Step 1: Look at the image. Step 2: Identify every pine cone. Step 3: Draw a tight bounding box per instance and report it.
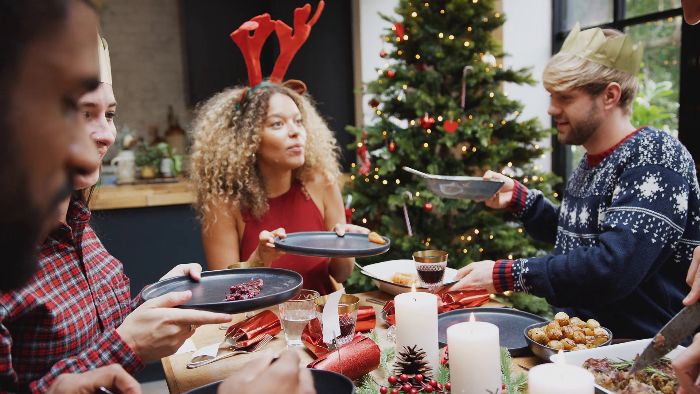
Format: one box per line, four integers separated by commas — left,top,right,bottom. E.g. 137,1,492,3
393,345,433,378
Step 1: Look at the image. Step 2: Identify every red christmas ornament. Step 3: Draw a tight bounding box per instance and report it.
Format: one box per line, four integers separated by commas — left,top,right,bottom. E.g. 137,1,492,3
420,113,435,129
368,98,380,108
380,49,388,58
388,138,397,153
443,119,459,133
356,131,371,176
423,202,433,213
394,22,405,39
386,69,396,78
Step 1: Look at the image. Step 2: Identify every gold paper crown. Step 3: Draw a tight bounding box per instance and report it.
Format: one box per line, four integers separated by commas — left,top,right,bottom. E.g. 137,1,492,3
560,23,643,75
97,35,112,85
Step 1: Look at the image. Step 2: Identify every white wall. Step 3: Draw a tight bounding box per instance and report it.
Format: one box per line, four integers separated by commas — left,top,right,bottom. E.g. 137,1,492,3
502,0,552,172
358,0,398,126
357,0,553,171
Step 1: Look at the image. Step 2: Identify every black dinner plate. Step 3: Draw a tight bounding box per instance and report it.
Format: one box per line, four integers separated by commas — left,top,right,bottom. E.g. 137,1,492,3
438,307,547,356
183,369,355,394
141,268,302,314
274,231,390,258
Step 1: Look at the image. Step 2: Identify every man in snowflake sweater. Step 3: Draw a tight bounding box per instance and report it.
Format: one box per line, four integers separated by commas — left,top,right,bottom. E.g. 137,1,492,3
451,24,700,339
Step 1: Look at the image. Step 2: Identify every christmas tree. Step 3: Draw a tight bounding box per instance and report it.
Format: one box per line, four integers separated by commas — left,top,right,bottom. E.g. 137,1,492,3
345,0,557,314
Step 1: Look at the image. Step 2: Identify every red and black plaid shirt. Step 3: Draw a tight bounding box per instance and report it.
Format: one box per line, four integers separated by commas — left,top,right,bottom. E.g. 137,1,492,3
0,198,144,393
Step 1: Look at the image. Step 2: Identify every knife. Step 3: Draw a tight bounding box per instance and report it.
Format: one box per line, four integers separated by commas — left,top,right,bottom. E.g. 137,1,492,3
630,303,700,373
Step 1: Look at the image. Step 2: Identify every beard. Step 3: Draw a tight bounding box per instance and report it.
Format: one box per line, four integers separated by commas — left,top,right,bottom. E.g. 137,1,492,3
0,167,44,291
557,102,603,146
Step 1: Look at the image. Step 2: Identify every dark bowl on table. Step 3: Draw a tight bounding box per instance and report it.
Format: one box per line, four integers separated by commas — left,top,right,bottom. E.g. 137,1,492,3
523,321,613,362
183,369,354,394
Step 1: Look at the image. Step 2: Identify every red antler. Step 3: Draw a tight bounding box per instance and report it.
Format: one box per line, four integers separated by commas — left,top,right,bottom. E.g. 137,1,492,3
270,0,325,83
230,14,276,87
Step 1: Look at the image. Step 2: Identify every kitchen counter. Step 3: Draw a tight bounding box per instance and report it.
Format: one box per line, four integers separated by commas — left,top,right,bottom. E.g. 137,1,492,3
90,179,195,210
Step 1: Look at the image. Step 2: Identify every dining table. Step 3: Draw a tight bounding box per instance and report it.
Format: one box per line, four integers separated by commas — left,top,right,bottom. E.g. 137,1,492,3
161,290,541,393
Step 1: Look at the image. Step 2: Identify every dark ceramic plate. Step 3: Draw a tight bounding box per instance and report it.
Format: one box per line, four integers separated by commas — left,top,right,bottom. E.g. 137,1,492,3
274,231,390,258
437,307,547,356
141,268,302,314
183,369,355,394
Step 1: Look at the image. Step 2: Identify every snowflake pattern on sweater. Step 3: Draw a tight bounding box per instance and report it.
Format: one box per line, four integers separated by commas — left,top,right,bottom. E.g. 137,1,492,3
502,128,700,338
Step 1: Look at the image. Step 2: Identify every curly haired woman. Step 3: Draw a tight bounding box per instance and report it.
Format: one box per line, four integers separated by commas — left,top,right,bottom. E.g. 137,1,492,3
191,83,367,295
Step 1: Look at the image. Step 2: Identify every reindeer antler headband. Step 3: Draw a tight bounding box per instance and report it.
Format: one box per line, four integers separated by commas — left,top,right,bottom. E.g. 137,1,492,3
230,1,325,104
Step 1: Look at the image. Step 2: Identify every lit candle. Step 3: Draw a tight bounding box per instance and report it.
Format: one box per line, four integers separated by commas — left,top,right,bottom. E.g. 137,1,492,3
528,353,594,394
394,288,439,376
446,314,501,394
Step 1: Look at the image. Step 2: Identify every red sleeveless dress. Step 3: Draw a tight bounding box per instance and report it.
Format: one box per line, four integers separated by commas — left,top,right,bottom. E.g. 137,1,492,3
240,182,335,295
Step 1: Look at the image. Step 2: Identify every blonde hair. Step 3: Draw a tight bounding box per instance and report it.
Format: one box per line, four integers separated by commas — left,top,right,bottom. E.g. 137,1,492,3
543,29,638,113
190,83,341,221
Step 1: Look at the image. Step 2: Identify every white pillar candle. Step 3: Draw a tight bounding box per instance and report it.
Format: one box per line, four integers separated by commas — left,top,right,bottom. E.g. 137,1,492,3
446,318,501,394
394,291,439,376
528,360,594,394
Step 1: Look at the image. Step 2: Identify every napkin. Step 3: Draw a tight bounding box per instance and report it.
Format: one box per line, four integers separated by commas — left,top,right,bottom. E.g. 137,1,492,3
224,310,281,348
301,306,375,357
307,336,380,381
321,288,344,345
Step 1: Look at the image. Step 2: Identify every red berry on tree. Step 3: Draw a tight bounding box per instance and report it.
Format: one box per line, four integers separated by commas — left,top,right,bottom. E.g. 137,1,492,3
391,389,399,394
388,376,398,385
402,383,412,392
429,379,438,387
445,382,451,391
424,385,434,393
415,374,424,382
410,389,418,394
400,374,409,382
380,387,388,394
380,49,388,58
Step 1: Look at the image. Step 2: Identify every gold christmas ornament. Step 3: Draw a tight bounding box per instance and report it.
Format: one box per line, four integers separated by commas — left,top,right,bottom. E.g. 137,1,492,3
97,35,112,85
560,23,643,75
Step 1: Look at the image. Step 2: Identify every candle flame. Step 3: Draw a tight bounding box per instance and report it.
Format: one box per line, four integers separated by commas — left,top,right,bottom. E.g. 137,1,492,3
469,312,476,322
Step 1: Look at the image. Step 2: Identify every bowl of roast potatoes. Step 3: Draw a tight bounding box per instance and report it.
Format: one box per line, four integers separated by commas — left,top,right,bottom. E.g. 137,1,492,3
524,312,613,361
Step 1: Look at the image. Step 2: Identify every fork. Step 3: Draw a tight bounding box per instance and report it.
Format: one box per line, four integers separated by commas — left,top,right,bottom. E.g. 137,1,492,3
186,334,274,369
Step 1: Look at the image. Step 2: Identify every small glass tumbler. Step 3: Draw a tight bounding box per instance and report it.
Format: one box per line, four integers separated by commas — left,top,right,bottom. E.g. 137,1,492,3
278,289,320,347
413,250,448,289
314,294,360,347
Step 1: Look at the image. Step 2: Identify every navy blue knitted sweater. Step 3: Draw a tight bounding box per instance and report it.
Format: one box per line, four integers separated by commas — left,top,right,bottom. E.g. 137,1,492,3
493,127,700,338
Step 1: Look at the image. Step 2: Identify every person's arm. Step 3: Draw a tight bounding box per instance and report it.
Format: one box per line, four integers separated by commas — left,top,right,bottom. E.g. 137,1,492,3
201,200,241,270
47,364,141,394
492,165,689,306
0,303,143,393
483,170,559,244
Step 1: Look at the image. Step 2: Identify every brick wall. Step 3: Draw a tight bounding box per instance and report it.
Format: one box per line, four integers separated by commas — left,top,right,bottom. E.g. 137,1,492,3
100,0,190,141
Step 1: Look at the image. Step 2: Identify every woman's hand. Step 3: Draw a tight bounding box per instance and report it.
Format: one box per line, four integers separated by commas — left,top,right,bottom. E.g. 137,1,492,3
159,263,203,282
332,223,370,236
116,291,231,363
482,170,515,209
249,228,287,267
